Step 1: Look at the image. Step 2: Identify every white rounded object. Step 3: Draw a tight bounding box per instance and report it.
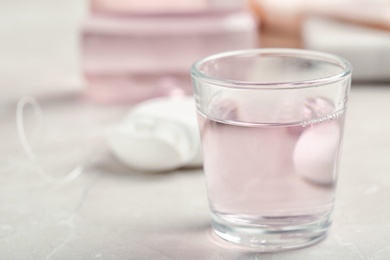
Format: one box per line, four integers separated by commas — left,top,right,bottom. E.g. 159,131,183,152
107,97,202,172
293,122,340,185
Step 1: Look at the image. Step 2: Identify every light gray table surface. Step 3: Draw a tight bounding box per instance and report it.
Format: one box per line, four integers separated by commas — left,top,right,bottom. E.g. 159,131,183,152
1,84,390,260
1,1,390,259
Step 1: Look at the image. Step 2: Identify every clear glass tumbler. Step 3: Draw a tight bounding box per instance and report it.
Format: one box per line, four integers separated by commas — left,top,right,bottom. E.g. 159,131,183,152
191,49,352,251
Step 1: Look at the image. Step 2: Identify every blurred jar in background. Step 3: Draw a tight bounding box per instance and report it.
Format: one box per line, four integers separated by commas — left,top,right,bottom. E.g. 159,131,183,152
81,0,258,104
251,0,390,82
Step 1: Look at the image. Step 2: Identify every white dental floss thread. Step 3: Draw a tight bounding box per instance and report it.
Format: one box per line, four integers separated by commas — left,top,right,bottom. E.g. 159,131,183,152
17,96,202,177
16,96,84,184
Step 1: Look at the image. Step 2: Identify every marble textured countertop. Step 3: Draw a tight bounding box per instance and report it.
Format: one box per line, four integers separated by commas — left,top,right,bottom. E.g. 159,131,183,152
1,85,390,259
1,1,390,259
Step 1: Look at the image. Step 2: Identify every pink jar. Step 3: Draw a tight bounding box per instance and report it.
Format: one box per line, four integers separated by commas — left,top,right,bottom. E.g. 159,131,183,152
81,1,258,103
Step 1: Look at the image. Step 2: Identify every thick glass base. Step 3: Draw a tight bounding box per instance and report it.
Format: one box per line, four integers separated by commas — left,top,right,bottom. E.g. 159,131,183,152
211,212,331,252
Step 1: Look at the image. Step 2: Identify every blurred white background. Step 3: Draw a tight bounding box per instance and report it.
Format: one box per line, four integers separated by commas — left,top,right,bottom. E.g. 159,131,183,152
0,0,87,102
1,0,389,104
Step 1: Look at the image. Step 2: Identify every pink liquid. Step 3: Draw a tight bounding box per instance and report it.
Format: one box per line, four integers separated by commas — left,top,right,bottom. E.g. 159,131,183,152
198,100,345,224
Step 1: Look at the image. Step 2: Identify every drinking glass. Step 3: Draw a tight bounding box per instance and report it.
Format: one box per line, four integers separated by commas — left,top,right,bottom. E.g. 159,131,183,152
191,48,352,251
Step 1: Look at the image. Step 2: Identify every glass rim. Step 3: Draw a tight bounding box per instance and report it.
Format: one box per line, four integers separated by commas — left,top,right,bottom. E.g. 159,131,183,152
191,48,352,89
